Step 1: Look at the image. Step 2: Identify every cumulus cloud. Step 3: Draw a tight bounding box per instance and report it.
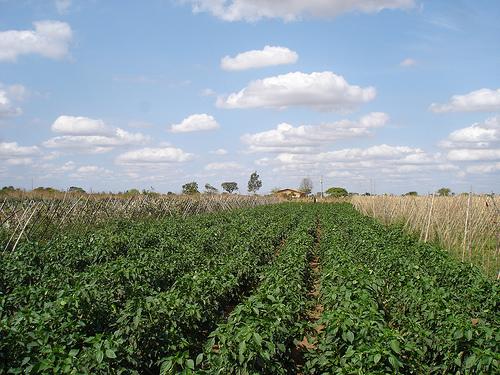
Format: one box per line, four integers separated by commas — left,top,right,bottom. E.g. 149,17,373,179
204,161,243,170
186,0,415,22
256,144,456,183
69,164,114,179
430,88,500,113
170,114,220,133
400,58,416,67
51,115,111,135
440,116,500,161
466,162,500,174
44,115,149,153
0,21,72,62
242,112,389,153
447,149,500,161
221,46,298,71
211,148,228,155
116,147,194,165
0,141,40,165
217,71,376,111
0,83,27,118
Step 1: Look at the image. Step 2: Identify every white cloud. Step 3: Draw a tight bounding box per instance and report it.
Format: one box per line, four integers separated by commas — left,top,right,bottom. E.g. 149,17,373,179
116,147,194,165
51,115,111,135
187,0,415,22
44,115,149,153
440,116,500,161
0,83,27,118
447,149,500,161
400,58,416,67
69,165,113,179
55,0,72,14
205,161,243,170
211,148,228,155
76,165,110,174
221,46,298,71
256,144,457,183
43,130,149,153
60,161,76,171
0,141,40,165
466,162,500,174
0,21,72,62
170,114,220,133
430,88,500,113
242,112,389,153
5,157,34,166
217,71,376,111
0,141,40,158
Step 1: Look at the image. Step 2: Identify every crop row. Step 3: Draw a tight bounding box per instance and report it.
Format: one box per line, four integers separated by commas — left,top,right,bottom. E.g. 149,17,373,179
1,204,305,373
187,207,317,374
303,203,499,373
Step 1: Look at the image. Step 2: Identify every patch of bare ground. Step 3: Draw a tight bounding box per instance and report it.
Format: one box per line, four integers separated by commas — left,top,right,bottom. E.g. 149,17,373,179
292,218,324,374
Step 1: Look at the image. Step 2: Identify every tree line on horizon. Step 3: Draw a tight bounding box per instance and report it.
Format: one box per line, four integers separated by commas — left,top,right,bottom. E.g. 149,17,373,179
1,179,462,198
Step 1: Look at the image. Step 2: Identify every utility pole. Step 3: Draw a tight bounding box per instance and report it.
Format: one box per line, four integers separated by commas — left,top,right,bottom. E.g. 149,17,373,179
320,175,324,198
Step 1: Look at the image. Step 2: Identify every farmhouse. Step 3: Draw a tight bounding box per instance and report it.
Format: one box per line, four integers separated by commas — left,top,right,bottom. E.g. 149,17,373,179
274,188,306,199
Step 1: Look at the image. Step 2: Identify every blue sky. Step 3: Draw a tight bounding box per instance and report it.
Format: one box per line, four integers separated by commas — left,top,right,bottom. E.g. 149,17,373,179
1,0,499,194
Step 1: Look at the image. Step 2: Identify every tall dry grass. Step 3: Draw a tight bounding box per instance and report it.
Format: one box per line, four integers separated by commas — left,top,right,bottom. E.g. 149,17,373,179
351,195,500,278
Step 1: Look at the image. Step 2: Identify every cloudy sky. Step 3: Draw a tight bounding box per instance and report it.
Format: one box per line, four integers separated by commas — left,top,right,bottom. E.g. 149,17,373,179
1,0,499,194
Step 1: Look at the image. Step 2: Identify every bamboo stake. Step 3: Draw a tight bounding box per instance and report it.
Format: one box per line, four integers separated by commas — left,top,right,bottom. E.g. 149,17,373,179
462,190,472,262
424,193,435,243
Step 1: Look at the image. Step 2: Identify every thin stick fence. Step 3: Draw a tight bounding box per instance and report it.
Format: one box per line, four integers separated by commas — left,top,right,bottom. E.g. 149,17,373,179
351,195,500,278
1,194,280,249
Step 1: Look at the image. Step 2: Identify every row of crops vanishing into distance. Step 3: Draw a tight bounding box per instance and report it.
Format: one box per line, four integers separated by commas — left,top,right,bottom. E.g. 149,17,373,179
1,203,498,373
351,195,500,279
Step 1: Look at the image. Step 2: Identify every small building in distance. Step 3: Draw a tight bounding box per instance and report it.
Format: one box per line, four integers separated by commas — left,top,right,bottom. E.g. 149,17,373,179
274,188,306,199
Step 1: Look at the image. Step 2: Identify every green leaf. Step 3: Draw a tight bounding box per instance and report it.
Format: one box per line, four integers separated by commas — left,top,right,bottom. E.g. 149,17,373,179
390,339,401,354
239,340,247,356
105,349,116,359
253,332,262,346
465,354,476,369
465,330,473,340
454,329,463,339
195,353,203,366
186,359,194,370
345,331,354,343
96,350,104,364
374,353,382,364
388,355,399,369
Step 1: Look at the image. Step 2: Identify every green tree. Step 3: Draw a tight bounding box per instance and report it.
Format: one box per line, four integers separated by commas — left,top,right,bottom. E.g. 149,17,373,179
299,178,313,195
247,171,262,194
403,191,418,196
182,182,199,195
33,187,60,194
437,187,451,196
124,189,141,195
325,187,349,197
221,182,238,194
204,183,218,194
0,186,21,194
68,186,86,194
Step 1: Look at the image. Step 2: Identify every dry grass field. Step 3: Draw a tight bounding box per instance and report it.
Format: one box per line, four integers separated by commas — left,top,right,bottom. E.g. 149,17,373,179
351,195,500,278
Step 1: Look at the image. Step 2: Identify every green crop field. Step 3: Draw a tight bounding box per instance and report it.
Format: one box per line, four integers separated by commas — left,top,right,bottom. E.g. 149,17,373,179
1,203,498,374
